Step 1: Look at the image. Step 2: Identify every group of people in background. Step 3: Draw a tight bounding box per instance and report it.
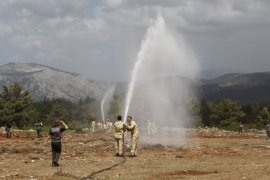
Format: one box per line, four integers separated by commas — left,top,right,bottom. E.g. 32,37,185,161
91,120,113,133
238,122,270,140
2,120,44,139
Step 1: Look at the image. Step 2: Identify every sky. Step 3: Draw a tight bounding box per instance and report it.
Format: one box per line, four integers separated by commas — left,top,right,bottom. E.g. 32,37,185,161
0,0,270,81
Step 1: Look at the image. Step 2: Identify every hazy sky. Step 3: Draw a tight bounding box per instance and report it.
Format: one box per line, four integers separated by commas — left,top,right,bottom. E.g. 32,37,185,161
0,0,270,81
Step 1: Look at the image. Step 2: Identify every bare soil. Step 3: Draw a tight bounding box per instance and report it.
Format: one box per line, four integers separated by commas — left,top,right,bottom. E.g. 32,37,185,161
1,129,270,179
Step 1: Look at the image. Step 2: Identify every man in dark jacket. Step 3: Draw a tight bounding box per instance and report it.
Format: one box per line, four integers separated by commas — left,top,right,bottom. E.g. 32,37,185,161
35,120,43,138
44,120,68,167
5,121,12,138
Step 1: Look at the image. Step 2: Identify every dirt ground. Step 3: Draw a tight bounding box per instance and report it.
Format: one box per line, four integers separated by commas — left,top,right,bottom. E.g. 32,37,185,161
1,129,270,180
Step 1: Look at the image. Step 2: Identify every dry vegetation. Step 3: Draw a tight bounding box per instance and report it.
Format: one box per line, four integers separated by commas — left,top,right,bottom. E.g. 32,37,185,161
1,128,270,179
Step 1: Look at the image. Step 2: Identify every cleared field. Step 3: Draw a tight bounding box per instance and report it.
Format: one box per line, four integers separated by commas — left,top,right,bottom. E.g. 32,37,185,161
1,129,270,179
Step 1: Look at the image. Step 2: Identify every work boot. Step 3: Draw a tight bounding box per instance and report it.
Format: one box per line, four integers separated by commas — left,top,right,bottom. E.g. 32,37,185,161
52,161,59,167
115,153,119,157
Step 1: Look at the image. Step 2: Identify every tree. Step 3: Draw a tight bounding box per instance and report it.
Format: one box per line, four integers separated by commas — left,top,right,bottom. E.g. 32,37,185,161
209,99,245,128
107,95,124,120
256,107,270,127
200,100,214,126
84,112,96,126
0,82,34,128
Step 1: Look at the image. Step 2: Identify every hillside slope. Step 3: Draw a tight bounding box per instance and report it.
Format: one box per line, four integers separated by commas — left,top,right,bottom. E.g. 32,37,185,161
0,63,103,101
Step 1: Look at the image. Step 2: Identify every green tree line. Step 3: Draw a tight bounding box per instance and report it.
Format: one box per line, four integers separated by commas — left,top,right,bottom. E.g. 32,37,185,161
199,99,270,129
0,82,99,130
0,82,270,130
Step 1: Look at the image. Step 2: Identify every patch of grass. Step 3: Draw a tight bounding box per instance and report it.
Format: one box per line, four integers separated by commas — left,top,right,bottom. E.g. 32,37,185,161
0,146,7,153
29,156,40,160
0,144,33,154
10,147,30,154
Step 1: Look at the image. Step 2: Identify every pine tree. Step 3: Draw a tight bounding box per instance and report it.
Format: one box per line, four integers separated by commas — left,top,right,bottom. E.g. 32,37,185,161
0,82,34,128
257,107,270,127
209,99,245,128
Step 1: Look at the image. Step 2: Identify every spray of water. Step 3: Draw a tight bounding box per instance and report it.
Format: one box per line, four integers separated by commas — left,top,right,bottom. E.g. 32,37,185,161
123,17,163,122
101,85,116,123
123,15,199,145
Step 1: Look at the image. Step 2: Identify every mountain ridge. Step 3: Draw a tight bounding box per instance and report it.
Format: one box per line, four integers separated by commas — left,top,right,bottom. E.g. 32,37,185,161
1,62,270,103
200,71,270,103
0,62,104,101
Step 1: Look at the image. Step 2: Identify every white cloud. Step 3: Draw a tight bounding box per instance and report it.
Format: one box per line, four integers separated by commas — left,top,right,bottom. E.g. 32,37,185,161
0,23,13,37
0,0,269,80
103,0,124,8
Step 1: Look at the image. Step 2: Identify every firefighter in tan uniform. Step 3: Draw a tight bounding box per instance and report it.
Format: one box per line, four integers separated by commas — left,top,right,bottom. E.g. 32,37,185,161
114,115,126,156
91,121,96,132
126,116,139,157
